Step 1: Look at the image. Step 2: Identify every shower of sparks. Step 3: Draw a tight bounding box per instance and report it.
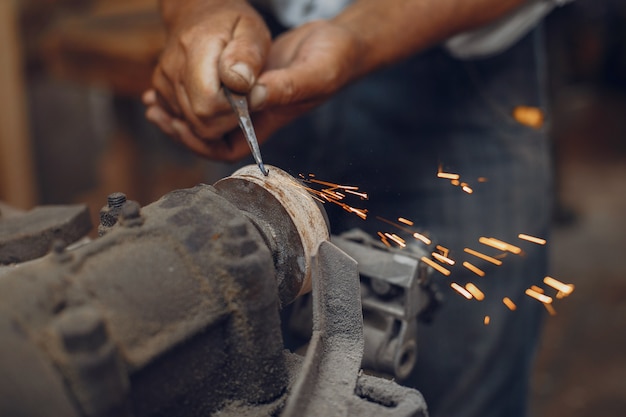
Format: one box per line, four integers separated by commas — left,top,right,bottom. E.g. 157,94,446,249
299,175,369,220
463,261,486,277
398,217,414,226
525,288,553,304
503,297,517,311
298,171,573,323
543,276,574,296
451,283,473,299
375,216,431,246
465,283,485,301
421,256,451,276
464,248,503,266
518,233,547,245
437,165,481,193
479,237,522,254
432,252,455,265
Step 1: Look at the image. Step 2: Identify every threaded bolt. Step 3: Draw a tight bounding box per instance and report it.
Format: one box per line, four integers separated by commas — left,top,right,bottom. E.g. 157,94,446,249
107,193,127,209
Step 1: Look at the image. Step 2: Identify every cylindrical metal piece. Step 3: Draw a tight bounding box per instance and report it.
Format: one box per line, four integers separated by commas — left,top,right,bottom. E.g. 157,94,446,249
215,165,330,306
107,193,127,209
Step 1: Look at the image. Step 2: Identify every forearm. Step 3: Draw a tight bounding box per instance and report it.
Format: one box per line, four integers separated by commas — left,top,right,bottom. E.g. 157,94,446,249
332,0,527,76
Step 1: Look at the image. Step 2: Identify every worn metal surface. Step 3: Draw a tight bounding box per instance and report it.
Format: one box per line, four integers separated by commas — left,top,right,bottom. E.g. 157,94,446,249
282,241,428,417
0,183,287,416
0,204,91,264
332,231,438,380
0,166,428,417
215,165,330,306
286,230,440,381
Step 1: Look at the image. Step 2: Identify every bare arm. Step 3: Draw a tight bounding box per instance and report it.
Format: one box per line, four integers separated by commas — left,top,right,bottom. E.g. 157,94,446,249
334,0,526,77
145,0,528,161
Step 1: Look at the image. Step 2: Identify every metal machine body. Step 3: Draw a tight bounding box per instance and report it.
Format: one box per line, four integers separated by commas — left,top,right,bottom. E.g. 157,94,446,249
0,166,430,417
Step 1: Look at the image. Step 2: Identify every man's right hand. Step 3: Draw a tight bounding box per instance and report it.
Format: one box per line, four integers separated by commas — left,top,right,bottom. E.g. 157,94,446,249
144,0,271,150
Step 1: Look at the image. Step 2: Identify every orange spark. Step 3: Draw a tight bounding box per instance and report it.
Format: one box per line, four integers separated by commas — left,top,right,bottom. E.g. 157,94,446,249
321,189,345,199
525,288,553,304
344,189,369,199
336,202,368,219
543,276,574,295
421,256,451,276
438,172,460,180
385,233,407,248
432,252,455,265
451,179,461,186
413,232,432,246
503,297,517,311
462,185,474,194
484,315,491,325
518,233,547,245
479,237,508,251
463,248,503,266
531,285,544,294
398,217,414,226
349,207,368,220
479,237,522,254
463,261,486,277
465,283,485,301
451,283,473,299
513,106,544,129
478,177,488,183
377,232,392,248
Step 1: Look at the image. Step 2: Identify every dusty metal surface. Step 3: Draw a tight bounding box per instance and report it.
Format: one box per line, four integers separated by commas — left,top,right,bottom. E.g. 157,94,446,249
282,241,427,417
332,231,439,381
0,204,91,264
286,230,440,382
0,183,286,416
0,166,428,417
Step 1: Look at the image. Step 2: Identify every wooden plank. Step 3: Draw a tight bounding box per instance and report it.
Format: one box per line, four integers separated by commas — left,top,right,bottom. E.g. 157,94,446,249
0,0,38,208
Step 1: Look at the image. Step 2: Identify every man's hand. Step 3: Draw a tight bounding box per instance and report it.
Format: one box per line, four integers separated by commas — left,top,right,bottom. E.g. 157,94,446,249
145,15,364,161
144,0,271,156
191,20,364,161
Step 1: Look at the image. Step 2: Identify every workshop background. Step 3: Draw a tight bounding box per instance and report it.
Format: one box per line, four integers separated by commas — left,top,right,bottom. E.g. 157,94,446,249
0,0,624,416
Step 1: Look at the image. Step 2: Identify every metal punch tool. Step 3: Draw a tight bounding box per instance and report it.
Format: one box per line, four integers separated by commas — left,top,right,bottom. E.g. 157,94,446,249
224,87,269,176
